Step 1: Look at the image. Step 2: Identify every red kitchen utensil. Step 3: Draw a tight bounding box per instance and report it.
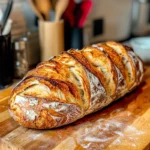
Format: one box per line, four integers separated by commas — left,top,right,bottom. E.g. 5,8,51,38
78,0,92,28
63,0,76,27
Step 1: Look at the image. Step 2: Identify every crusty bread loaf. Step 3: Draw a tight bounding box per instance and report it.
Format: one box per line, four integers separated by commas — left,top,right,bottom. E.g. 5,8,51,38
9,42,144,129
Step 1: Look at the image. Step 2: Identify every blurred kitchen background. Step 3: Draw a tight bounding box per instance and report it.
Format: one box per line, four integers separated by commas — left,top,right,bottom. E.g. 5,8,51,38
0,0,150,88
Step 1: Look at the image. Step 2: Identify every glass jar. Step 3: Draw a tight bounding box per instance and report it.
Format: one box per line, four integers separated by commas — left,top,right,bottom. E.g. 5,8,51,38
13,38,29,78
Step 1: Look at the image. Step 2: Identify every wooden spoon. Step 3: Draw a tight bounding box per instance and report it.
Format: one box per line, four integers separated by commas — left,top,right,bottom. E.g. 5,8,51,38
51,0,57,10
29,0,44,20
55,0,69,21
35,0,52,21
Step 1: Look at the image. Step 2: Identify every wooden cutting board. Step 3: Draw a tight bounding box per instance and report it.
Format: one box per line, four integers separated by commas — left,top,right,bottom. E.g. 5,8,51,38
0,68,150,150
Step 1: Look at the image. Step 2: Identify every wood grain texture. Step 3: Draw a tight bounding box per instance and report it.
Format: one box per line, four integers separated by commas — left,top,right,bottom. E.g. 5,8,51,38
0,68,150,150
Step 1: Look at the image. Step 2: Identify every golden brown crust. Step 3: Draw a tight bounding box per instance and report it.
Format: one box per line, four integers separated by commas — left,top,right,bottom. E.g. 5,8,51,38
52,52,91,110
9,42,144,129
68,48,107,94
81,46,117,98
92,43,128,99
93,43,126,80
124,46,144,86
9,77,83,129
106,41,136,90
24,53,90,110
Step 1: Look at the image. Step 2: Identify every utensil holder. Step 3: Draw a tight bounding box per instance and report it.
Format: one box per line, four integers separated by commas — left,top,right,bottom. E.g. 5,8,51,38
0,33,13,89
39,20,64,61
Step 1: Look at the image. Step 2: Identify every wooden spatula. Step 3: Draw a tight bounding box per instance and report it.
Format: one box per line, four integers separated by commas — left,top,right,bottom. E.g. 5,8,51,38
55,0,69,21
35,0,52,21
29,0,44,20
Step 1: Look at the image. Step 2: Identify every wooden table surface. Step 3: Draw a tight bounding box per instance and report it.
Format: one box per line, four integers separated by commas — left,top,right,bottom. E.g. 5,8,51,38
0,68,150,150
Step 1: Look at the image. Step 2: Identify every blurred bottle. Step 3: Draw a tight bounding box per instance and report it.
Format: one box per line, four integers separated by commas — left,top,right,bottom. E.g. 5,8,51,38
13,38,29,78
132,0,150,36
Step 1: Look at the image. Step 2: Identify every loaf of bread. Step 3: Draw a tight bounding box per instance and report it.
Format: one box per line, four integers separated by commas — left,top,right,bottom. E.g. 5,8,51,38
9,42,144,129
